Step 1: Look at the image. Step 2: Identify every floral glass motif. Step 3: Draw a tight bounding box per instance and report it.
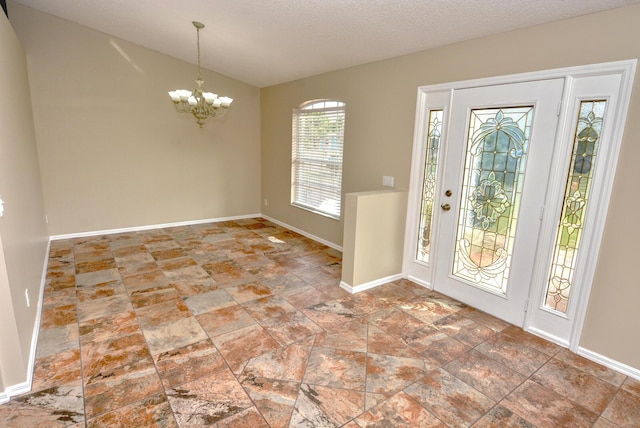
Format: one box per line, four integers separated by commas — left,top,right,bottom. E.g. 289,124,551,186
544,100,607,313
416,110,443,263
453,107,534,293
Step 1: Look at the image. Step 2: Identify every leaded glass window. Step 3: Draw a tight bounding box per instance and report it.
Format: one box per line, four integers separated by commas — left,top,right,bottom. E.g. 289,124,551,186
453,107,534,293
416,110,443,263
544,100,607,313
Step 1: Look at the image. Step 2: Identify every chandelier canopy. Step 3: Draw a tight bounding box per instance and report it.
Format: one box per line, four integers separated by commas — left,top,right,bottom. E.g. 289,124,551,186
168,21,233,127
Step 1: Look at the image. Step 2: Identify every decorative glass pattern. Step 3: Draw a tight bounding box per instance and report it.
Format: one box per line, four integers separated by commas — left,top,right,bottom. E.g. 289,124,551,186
453,107,534,293
416,110,443,263
544,100,607,313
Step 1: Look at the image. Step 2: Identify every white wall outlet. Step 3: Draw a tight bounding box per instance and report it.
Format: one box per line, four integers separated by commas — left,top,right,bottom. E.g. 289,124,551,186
25,289,30,308
264,199,268,207
0,195,4,217
382,176,395,187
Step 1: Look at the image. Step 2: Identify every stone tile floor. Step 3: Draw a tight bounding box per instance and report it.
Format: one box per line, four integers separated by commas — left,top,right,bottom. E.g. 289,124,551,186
0,217,638,427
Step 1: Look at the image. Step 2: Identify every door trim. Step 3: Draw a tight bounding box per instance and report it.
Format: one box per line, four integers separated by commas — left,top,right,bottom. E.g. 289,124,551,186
403,60,637,350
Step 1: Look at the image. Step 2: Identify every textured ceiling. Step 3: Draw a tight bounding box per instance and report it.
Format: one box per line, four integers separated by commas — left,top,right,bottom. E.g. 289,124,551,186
10,0,640,87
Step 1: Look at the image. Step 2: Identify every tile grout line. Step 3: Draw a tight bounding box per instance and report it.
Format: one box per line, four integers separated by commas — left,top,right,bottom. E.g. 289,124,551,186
122,232,180,427
71,241,89,428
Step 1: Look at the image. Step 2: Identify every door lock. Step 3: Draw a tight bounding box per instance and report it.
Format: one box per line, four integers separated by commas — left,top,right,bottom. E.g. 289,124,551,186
441,203,451,211
445,190,452,197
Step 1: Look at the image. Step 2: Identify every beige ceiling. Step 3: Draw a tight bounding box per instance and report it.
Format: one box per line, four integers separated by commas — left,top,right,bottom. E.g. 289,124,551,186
10,0,640,87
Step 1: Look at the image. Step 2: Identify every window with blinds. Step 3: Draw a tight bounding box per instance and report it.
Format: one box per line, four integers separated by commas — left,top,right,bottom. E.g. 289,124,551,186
291,100,345,219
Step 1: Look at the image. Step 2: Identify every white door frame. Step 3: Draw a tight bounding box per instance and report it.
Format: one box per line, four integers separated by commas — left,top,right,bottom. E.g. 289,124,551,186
403,59,636,350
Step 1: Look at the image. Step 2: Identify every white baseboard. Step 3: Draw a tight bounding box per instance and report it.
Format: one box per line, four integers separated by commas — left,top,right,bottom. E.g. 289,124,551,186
0,239,50,404
577,347,640,381
260,215,342,252
49,213,344,254
525,326,570,349
49,214,262,240
0,381,30,405
405,274,432,290
340,274,404,294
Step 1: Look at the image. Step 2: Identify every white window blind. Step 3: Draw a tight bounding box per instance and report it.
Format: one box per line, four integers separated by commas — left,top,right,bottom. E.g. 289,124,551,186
292,100,345,219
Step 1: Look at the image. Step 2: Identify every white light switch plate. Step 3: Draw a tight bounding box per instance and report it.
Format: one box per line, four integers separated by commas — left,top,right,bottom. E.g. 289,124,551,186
382,176,395,187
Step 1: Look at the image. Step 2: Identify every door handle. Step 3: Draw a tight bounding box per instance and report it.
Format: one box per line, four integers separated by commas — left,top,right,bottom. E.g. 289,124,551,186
441,203,451,211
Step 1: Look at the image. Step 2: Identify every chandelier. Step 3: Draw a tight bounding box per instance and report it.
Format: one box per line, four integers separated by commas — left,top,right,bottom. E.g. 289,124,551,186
168,21,233,127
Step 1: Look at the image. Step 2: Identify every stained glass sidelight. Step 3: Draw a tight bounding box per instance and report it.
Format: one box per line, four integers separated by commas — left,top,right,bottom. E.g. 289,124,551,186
453,107,534,293
416,110,443,263
544,101,607,313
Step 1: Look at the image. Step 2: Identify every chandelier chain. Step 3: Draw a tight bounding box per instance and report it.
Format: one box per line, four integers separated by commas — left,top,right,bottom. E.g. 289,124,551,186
196,25,202,80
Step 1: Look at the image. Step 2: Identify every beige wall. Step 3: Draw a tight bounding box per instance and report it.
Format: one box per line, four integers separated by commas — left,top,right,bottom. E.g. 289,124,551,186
261,5,640,368
0,10,48,388
9,2,261,236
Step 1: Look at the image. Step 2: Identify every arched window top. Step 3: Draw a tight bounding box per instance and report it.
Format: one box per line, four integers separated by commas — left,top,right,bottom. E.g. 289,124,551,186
299,100,345,111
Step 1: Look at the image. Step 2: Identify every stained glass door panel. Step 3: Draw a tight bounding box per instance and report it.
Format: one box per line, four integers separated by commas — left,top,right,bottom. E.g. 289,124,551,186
415,109,443,264
453,107,533,294
544,100,606,313
434,79,564,326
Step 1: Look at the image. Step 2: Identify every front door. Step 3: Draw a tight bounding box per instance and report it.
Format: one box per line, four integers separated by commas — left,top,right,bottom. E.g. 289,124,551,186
433,79,564,326
405,62,635,347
